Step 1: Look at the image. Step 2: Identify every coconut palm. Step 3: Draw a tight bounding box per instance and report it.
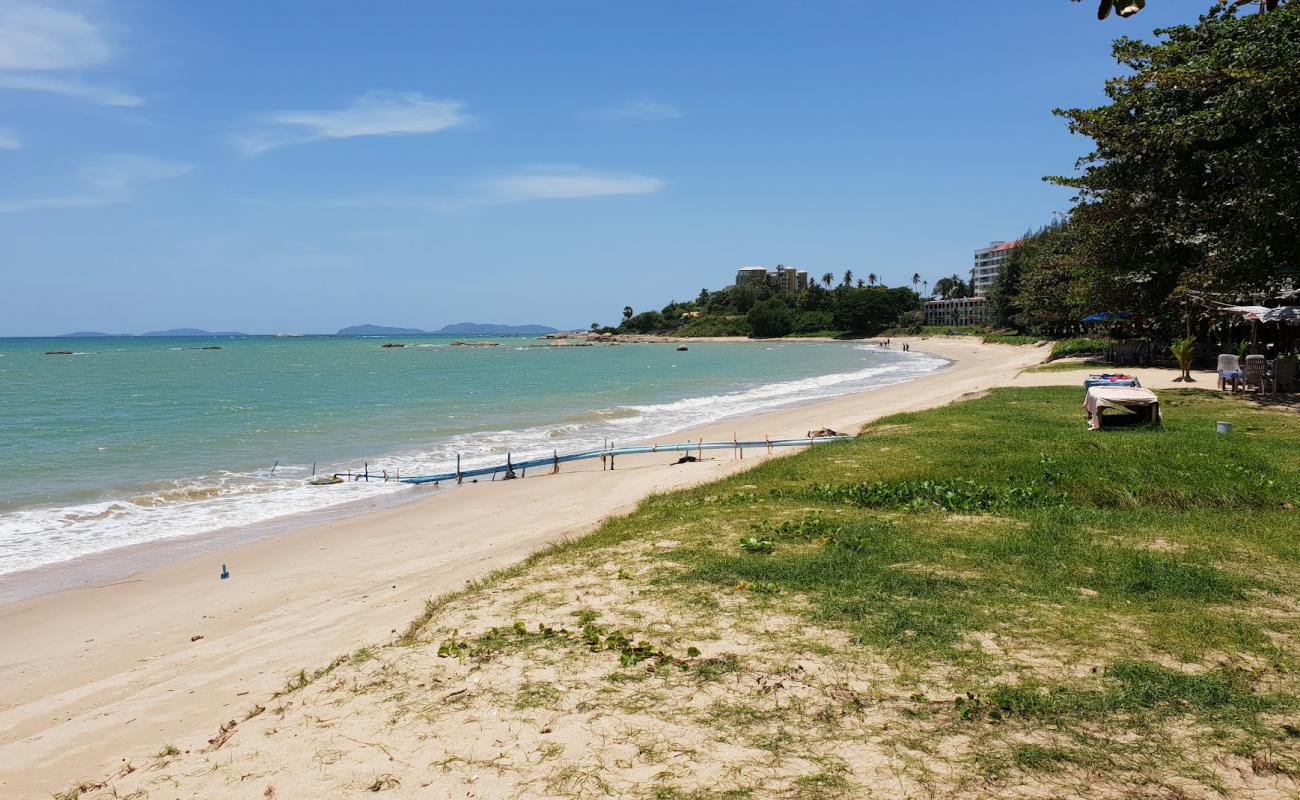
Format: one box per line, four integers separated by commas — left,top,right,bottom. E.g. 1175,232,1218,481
923,279,929,296
842,270,853,287
623,306,633,321
867,273,878,287
911,273,921,289
821,272,833,288
1171,336,1197,382
856,279,865,288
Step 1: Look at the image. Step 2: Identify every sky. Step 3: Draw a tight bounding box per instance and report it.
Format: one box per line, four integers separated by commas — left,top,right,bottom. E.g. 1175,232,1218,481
0,0,1199,336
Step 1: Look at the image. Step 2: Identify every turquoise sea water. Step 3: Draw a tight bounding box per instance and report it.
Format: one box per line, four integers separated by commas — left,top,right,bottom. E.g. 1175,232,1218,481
0,335,946,575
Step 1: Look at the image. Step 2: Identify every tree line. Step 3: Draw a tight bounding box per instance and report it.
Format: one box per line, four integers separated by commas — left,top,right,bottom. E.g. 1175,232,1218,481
989,3,1298,340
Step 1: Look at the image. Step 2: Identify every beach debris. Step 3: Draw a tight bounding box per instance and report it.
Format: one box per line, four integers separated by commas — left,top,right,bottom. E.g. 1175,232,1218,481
44,350,74,355
220,564,230,580
677,345,689,351
307,474,344,485
380,342,406,348
673,454,698,464
807,428,843,438
191,634,204,642
205,719,238,752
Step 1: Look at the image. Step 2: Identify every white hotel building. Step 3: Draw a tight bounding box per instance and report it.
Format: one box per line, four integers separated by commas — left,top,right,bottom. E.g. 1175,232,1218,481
924,239,1022,327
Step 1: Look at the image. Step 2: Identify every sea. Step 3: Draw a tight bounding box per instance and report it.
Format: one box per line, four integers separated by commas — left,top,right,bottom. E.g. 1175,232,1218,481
0,335,947,578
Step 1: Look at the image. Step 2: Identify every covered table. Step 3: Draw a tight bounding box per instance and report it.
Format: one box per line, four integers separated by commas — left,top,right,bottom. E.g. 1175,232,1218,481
1083,386,1161,430
1083,374,1141,390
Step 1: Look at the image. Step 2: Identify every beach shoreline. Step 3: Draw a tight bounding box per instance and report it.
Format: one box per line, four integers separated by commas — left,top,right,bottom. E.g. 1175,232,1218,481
0,336,1048,797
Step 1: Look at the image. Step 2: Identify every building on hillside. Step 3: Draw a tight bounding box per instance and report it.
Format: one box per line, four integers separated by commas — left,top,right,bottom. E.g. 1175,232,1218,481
922,239,1022,327
735,265,809,294
972,240,1022,297
925,296,987,327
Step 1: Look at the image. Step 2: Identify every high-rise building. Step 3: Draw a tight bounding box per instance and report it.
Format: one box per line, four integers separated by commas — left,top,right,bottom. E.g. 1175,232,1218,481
735,265,809,294
972,240,1022,297
735,266,768,286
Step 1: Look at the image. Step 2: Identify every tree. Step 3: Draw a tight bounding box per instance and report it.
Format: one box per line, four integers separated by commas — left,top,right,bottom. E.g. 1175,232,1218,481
833,287,921,336
842,269,854,287
911,273,921,289
623,306,633,321
590,322,600,331
821,272,834,289
621,310,666,333
923,279,929,296
1049,3,1300,330
747,297,794,338
867,273,878,287
1076,0,1284,21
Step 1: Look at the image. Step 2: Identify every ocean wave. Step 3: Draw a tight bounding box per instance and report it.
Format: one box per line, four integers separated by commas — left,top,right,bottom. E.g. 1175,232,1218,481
0,348,947,577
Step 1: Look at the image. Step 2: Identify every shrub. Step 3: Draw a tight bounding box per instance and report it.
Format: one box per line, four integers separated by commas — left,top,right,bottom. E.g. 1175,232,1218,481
747,297,794,338
1050,337,1107,360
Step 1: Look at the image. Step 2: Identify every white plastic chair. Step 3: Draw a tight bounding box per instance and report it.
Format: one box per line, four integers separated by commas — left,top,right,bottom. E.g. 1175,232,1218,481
1217,354,1242,391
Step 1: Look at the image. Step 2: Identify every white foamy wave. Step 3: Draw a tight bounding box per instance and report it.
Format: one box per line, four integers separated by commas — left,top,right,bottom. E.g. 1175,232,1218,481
0,348,946,577
0,471,405,575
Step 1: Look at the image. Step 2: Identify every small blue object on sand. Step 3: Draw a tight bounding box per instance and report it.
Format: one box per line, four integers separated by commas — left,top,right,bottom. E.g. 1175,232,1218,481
220,564,229,580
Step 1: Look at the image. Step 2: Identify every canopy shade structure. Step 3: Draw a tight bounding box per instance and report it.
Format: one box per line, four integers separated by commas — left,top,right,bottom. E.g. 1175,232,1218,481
1218,305,1300,325
1081,311,1135,323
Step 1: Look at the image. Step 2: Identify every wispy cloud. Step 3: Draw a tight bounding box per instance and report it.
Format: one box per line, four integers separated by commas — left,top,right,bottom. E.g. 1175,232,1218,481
0,155,193,212
0,127,19,149
484,166,665,202
234,91,469,155
0,1,140,106
0,73,141,107
597,98,682,122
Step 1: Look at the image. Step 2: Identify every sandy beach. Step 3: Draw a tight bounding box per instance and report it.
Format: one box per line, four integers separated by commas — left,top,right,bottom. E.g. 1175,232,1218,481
0,337,1054,796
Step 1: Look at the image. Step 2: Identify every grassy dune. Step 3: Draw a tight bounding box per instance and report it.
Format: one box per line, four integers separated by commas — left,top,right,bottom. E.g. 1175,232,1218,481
79,388,1300,799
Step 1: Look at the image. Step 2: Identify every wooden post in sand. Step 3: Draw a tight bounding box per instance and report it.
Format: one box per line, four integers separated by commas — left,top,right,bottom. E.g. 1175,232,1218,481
698,438,703,460
733,433,738,460
364,462,369,482
610,441,615,470
766,435,772,455
552,450,559,475
456,454,462,485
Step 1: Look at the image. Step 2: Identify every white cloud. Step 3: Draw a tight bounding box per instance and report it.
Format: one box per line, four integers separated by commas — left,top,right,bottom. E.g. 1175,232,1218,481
0,155,193,212
0,2,111,70
485,167,665,202
0,127,19,149
0,1,140,106
234,91,469,155
0,73,141,106
603,99,681,121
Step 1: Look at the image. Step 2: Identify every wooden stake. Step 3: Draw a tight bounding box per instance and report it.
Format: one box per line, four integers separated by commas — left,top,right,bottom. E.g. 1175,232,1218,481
456,453,462,485
271,460,278,476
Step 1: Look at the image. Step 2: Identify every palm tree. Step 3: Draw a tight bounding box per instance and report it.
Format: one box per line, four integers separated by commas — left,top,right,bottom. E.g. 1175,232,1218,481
923,279,929,296
842,270,853,287
623,306,633,321
911,272,921,289
821,272,833,289
856,279,865,288
867,273,878,287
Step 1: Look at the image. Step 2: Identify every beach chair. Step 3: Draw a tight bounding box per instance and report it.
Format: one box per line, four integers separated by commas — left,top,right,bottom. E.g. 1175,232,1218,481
1217,354,1243,392
1274,358,1297,393
1243,355,1271,394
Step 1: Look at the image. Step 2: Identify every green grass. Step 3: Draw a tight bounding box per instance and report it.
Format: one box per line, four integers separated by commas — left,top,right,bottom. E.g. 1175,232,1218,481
540,388,1300,766
382,385,1300,792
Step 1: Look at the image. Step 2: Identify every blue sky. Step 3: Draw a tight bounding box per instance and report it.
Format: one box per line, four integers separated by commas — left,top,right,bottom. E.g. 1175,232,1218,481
0,1,1195,335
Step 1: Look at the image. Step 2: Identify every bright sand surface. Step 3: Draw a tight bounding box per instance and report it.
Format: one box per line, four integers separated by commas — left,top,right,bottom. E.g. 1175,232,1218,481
0,337,1055,797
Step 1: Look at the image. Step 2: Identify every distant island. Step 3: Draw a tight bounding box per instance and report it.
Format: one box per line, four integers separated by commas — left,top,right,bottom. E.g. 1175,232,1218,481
435,322,559,335
336,322,560,336
335,324,430,336
57,331,131,338
141,328,247,337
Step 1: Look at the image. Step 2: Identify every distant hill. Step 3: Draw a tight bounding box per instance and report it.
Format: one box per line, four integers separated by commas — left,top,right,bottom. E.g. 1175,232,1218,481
336,324,429,336
141,328,247,337
58,331,132,337
434,322,560,335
